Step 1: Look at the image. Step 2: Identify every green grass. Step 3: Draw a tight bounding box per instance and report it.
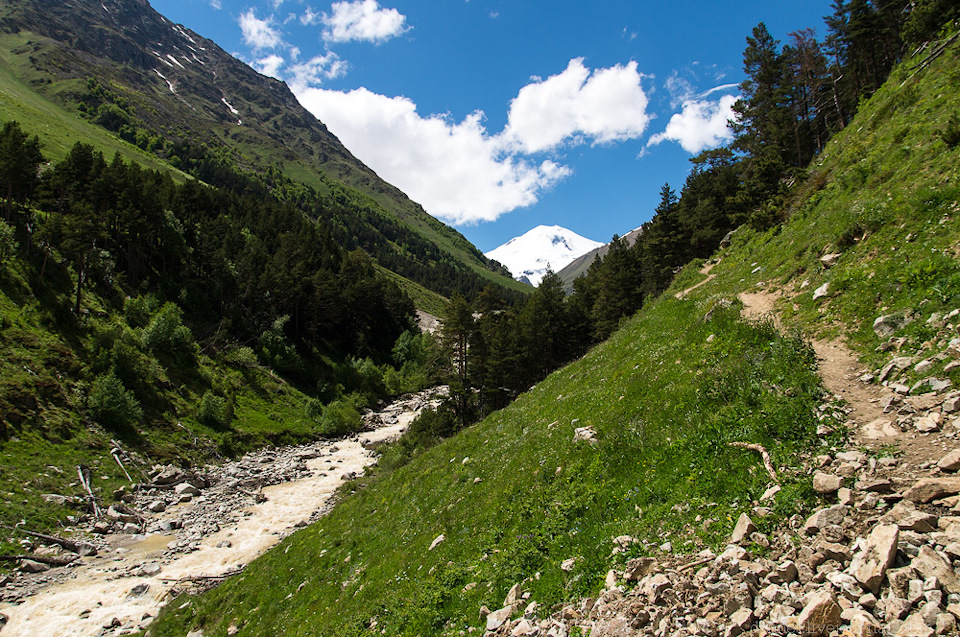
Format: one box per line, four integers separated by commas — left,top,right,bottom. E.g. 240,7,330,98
375,265,449,318
147,291,828,637
0,33,191,175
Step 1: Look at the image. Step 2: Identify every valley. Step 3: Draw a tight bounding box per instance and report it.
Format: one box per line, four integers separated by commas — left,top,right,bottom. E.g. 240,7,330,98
0,388,445,636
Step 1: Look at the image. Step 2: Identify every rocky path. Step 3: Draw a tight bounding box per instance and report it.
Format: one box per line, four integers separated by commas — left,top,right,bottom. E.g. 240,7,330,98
0,388,445,637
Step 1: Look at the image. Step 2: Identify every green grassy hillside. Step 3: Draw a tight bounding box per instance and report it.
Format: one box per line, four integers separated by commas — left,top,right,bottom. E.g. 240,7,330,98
147,33,960,637
149,288,829,637
679,38,960,384
0,33,190,175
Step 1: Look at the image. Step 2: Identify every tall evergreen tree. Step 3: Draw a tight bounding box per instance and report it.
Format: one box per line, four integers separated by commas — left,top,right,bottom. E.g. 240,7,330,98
732,23,798,200
0,121,43,222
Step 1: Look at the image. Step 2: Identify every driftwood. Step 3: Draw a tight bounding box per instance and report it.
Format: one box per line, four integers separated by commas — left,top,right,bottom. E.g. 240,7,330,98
678,556,715,573
727,442,777,482
111,450,133,482
0,554,79,567
2,525,97,556
236,487,267,502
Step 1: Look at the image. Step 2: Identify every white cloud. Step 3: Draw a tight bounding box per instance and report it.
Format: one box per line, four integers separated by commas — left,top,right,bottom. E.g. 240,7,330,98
288,53,347,91
502,58,651,154
321,0,408,44
238,9,283,51
293,87,571,224
301,7,322,25
664,72,695,108
646,92,739,154
254,54,286,78
210,0,222,9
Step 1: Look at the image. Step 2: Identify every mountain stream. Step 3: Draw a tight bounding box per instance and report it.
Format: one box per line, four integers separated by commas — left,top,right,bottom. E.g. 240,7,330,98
0,388,444,637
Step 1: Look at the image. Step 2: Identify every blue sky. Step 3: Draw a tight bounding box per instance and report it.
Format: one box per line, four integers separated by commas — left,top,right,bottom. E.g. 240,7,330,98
149,0,834,253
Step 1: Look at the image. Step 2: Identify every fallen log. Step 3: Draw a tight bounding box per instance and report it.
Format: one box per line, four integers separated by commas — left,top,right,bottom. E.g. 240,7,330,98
159,568,243,583
77,465,101,518
0,554,79,567
2,525,97,556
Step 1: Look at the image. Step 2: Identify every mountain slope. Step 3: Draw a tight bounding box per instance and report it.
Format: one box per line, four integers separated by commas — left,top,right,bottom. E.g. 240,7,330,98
0,0,526,301
555,226,643,291
148,31,960,637
485,225,603,287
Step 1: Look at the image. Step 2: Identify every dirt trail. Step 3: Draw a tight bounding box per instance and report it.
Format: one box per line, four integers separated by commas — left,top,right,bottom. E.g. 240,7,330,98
0,391,442,637
737,289,954,465
674,263,716,300
738,288,885,426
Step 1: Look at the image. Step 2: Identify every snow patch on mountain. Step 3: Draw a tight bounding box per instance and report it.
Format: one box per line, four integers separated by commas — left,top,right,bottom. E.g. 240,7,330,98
486,225,603,287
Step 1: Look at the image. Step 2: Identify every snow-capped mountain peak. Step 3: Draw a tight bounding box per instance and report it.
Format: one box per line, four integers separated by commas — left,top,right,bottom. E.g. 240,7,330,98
485,225,604,287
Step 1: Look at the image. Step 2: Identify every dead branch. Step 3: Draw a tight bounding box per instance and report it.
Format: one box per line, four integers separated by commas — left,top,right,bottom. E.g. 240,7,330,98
908,32,960,77
159,568,243,583
111,450,133,482
728,442,777,482
236,487,267,502
678,556,714,573
77,465,101,518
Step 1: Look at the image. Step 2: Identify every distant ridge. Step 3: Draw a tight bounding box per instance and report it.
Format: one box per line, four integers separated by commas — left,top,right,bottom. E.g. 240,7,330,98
556,226,643,291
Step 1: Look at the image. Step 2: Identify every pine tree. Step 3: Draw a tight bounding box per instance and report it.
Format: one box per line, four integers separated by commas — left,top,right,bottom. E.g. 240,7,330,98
439,294,475,424
732,23,795,201
0,121,43,221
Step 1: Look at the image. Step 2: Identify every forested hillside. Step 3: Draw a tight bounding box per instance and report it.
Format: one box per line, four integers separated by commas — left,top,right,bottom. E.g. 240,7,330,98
0,0,527,303
0,117,452,544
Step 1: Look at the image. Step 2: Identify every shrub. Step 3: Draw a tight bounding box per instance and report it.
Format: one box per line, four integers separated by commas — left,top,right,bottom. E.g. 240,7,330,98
142,302,196,363
317,393,366,438
226,346,258,368
123,294,159,328
88,369,142,429
197,391,233,427
0,219,18,264
257,315,302,374
383,361,428,395
350,356,386,404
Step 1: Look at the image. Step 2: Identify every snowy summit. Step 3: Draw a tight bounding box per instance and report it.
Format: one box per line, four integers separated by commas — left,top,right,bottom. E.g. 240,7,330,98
486,225,603,287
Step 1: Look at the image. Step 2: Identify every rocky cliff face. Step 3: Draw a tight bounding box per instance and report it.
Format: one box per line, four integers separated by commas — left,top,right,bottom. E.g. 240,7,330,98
1,0,351,166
